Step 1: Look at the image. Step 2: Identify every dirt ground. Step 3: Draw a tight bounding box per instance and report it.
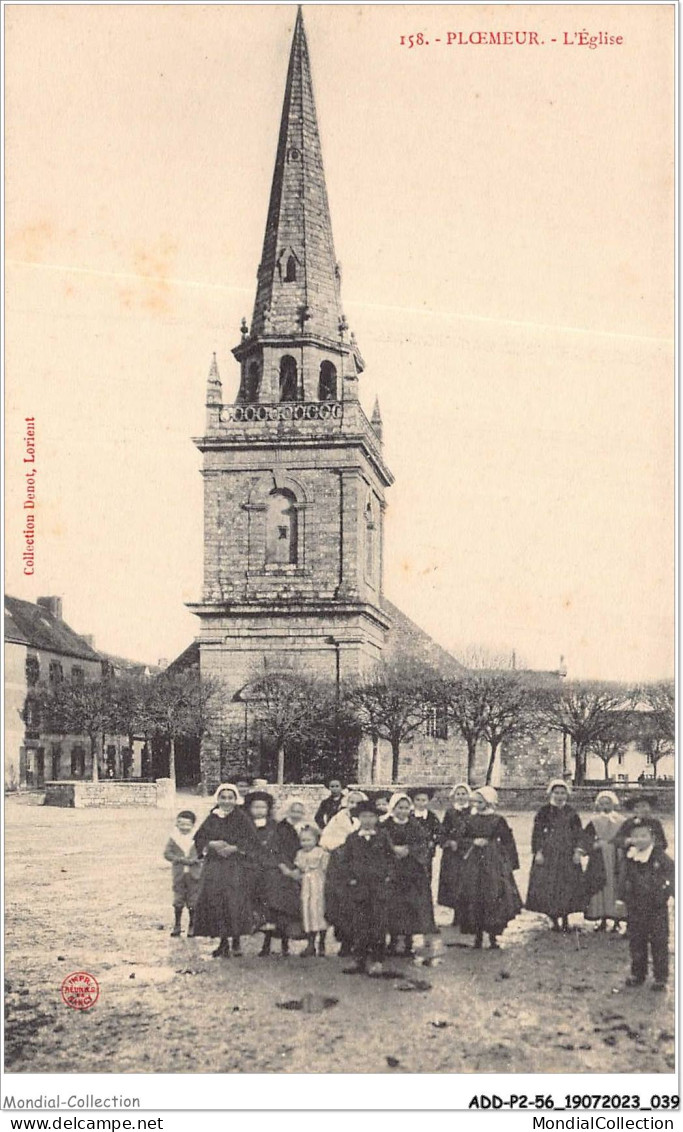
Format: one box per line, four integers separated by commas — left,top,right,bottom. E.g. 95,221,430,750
4,793,675,1075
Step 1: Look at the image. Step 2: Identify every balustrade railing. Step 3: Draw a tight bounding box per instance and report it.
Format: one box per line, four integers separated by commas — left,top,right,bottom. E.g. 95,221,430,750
220,401,344,425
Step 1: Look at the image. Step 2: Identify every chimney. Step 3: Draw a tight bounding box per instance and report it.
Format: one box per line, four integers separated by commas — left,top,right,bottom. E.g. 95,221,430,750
81,634,95,648
37,596,63,620
157,658,168,670
558,655,568,678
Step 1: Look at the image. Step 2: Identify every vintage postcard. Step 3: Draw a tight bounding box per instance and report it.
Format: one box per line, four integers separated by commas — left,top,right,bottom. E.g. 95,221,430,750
3,0,676,1113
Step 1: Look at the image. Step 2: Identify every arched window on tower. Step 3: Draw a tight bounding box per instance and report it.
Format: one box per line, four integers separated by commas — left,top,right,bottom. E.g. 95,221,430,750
279,356,298,402
285,256,297,283
265,490,298,565
318,361,337,401
244,363,260,403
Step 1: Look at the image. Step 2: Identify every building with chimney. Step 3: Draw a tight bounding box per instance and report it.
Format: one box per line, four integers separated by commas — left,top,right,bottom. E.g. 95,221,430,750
5,596,104,788
4,595,155,789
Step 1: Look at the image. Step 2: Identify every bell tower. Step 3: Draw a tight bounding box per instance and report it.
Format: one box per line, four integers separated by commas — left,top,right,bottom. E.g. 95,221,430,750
189,8,393,785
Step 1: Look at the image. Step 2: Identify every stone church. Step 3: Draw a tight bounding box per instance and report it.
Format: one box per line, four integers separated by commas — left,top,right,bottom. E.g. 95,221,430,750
180,8,563,789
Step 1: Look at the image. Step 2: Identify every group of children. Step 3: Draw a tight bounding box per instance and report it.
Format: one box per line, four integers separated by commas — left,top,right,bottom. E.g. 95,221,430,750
163,779,673,988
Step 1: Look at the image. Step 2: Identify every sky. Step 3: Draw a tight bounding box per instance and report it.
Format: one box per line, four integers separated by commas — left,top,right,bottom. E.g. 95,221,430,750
5,4,674,682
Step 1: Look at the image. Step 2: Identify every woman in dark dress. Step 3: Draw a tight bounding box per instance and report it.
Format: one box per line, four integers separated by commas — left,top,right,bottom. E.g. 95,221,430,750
525,779,586,932
383,793,436,956
261,798,306,956
454,786,521,948
243,790,280,945
437,783,473,921
193,783,261,958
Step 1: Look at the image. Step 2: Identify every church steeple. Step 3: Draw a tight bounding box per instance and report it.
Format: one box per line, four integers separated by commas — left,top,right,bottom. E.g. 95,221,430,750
191,8,394,789
251,6,342,342
232,6,363,406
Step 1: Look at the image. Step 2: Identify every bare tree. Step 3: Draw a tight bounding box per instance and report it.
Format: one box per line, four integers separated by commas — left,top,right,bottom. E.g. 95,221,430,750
39,678,115,782
108,675,149,763
436,673,492,785
248,669,321,785
537,681,626,786
478,672,540,785
145,669,220,788
632,681,675,778
587,711,632,781
456,644,527,671
346,657,436,783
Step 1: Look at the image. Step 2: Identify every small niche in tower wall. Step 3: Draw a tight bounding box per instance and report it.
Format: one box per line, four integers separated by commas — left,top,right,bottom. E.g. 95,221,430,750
285,256,297,282
266,490,298,565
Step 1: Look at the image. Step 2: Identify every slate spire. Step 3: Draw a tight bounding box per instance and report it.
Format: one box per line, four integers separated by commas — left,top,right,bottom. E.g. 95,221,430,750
251,6,343,343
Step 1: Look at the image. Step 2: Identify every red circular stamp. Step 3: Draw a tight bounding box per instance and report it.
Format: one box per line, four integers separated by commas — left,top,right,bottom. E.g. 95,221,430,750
60,971,99,1010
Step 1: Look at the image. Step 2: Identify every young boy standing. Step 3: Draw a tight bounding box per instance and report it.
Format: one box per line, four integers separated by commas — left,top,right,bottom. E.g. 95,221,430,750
616,818,674,991
163,810,203,937
337,801,395,975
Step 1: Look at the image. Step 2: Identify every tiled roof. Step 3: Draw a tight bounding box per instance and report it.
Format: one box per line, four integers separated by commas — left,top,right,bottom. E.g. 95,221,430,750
4,596,103,662
165,604,465,679
165,641,200,674
381,598,466,675
101,653,163,678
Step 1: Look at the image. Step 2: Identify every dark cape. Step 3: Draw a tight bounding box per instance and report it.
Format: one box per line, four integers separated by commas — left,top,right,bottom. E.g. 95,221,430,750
453,811,522,936
383,816,436,935
525,803,586,917
192,807,261,939
437,807,472,910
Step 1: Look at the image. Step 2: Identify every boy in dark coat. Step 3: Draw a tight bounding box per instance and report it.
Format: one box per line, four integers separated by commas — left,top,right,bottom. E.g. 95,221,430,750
163,810,203,937
336,801,395,975
616,818,674,991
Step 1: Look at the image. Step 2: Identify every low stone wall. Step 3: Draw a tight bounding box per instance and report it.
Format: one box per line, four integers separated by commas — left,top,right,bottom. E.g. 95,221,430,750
44,779,176,809
253,782,675,816
492,784,675,813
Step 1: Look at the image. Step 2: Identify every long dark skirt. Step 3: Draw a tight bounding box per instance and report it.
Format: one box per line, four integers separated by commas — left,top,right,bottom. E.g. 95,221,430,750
387,862,436,936
526,849,585,918
324,847,355,940
454,843,522,936
193,856,254,939
438,847,467,910
264,868,304,938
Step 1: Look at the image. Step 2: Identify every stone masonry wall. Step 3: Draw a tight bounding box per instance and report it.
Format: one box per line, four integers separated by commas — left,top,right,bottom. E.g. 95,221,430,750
44,781,168,808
